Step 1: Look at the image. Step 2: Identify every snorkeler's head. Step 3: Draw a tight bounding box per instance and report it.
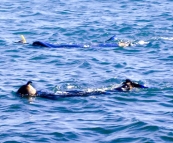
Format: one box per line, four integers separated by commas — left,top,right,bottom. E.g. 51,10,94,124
123,79,133,85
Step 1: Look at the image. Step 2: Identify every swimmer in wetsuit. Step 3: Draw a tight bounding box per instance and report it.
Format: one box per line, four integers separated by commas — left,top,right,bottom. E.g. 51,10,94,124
17,35,132,48
16,81,104,99
16,79,148,100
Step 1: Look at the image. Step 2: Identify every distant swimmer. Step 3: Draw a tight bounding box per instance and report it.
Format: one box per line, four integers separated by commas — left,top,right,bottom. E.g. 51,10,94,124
17,35,132,48
17,81,37,96
32,38,132,48
114,79,148,92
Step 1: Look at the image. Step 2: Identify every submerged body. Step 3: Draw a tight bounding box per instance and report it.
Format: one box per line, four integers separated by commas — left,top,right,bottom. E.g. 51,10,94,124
32,41,130,48
16,79,148,100
32,41,131,48
18,35,132,48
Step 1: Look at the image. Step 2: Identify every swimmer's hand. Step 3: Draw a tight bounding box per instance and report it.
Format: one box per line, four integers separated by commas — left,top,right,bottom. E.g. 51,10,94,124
118,41,132,47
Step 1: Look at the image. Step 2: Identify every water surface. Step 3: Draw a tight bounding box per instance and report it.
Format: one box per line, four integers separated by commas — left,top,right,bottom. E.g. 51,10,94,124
1,0,173,142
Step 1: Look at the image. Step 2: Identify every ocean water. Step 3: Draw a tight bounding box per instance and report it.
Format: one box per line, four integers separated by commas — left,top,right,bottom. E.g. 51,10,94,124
1,0,173,142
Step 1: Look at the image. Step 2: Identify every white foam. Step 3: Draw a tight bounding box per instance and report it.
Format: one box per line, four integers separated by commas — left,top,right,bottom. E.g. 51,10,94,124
138,40,149,45
159,37,173,40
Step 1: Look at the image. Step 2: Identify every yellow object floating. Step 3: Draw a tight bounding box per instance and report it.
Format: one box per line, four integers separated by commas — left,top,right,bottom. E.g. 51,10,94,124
20,35,27,43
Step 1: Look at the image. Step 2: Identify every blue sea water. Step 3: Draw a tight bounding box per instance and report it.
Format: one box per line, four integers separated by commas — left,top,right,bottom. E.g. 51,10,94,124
1,0,173,142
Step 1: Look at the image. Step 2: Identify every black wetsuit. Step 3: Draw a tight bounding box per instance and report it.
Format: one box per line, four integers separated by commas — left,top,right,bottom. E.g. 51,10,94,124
36,90,106,100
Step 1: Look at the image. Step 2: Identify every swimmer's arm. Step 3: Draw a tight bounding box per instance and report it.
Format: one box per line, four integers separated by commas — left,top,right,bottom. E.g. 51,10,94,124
133,83,148,88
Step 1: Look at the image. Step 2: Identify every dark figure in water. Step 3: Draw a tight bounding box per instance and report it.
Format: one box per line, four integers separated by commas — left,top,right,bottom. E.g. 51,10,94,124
114,79,148,92
17,35,132,48
17,81,37,96
16,79,148,100
16,81,101,99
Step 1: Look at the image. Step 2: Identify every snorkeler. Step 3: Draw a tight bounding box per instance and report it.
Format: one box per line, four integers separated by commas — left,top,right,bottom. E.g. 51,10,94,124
17,35,132,48
114,79,148,92
17,79,147,99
